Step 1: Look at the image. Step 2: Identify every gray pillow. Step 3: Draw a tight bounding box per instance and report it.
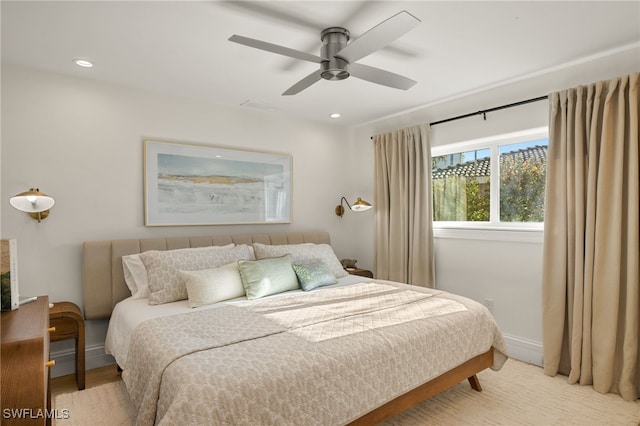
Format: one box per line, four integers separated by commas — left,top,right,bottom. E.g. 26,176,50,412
141,244,252,305
238,255,299,299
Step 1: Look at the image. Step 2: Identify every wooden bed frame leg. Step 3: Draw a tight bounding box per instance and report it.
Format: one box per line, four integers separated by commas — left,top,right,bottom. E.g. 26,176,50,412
348,349,493,426
467,375,482,392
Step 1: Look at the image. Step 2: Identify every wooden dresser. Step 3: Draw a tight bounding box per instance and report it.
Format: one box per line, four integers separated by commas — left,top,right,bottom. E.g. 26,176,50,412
1,296,52,425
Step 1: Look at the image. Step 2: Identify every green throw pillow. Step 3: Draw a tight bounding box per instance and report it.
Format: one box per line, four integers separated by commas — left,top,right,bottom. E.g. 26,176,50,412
238,255,299,299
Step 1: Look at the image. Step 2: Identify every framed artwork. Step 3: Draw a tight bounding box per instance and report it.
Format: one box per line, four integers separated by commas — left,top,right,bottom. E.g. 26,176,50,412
144,140,292,226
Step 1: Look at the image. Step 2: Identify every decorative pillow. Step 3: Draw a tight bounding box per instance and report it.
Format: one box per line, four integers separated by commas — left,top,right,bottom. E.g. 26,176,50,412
237,255,299,300
292,262,337,291
122,244,234,300
180,262,245,308
253,243,348,278
141,244,251,305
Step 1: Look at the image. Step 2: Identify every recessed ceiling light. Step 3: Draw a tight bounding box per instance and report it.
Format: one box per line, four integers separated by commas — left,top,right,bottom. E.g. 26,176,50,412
329,113,341,119
73,59,94,68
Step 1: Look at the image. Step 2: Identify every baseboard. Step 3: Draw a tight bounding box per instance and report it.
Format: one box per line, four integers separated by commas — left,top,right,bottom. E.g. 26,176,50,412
50,344,115,378
503,333,543,366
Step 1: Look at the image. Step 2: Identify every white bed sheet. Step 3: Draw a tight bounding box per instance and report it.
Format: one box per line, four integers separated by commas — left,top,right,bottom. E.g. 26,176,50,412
105,274,371,368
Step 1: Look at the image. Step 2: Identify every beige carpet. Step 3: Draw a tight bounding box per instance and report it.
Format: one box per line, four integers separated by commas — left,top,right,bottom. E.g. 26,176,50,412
54,359,639,425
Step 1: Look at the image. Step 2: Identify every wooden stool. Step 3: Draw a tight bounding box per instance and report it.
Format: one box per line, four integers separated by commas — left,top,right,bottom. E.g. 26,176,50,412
49,301,85,390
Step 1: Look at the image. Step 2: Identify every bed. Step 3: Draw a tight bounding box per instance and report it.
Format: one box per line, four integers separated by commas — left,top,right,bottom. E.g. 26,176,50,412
83,231,507,425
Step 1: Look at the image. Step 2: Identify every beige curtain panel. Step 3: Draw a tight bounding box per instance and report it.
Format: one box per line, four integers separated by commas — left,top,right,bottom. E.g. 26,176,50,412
373,124,435,287
542,72,639,401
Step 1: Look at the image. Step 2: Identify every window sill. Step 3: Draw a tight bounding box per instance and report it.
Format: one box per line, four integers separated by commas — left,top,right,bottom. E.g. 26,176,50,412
433,226,544,244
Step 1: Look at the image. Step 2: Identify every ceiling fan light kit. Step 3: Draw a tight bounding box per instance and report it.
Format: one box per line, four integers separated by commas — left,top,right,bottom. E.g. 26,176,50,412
229,10,421,95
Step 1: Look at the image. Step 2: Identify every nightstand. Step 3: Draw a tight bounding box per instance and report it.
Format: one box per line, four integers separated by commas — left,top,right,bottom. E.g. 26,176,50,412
346,268,374,278
49,301,85,390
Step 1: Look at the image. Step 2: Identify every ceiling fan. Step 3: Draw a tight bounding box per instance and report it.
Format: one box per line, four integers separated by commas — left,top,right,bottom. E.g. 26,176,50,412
228,10,421,96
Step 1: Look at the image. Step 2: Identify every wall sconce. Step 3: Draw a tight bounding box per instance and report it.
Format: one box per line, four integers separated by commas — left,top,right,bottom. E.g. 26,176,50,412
335,197,372,217
9,188,55,223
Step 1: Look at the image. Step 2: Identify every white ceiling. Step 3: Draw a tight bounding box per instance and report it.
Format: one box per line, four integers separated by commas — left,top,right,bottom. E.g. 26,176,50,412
2,1,639,127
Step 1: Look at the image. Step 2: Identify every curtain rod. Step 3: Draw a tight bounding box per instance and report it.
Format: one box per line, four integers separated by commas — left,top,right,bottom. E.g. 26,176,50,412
429,95,548,126
370,94,548,139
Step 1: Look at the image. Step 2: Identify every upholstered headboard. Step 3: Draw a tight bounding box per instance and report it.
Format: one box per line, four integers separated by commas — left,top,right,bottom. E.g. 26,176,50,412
82,231,331,320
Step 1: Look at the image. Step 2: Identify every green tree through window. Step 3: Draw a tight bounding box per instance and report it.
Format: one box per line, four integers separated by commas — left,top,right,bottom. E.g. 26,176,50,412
500,148,546,222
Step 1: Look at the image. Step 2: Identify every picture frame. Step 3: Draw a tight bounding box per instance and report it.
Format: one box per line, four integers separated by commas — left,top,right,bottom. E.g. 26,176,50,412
144,140,292,226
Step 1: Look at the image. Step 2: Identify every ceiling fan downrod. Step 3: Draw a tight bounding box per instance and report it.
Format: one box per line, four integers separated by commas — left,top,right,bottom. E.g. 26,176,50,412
320,27,350,81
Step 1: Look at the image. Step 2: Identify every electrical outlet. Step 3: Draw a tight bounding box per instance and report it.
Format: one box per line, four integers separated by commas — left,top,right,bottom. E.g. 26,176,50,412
484,298,494,314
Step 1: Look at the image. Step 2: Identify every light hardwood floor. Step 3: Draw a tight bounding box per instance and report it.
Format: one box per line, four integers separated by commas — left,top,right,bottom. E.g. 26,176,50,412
51,365,122,399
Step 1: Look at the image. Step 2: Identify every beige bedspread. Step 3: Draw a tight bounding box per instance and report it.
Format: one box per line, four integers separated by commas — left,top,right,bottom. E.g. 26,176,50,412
123,281,507,425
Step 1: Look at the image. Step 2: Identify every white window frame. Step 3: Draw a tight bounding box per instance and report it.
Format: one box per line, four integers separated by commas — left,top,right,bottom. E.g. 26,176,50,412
431,126,548,240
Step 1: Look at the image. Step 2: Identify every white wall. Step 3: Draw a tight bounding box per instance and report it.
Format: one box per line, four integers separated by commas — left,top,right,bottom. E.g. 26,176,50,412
348,44,640,365
1,64,365,375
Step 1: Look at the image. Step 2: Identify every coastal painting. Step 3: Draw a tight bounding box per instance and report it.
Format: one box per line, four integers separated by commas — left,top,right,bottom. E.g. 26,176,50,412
144,140,292,225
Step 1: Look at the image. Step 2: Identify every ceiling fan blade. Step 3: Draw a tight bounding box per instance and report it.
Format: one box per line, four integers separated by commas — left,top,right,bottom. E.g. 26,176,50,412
350,63,416,90
282,70,322,96
336,10,421,63
229,35,326,63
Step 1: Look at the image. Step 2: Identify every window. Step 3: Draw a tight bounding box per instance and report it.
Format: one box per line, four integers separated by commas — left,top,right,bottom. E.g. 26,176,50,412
431,128,548,229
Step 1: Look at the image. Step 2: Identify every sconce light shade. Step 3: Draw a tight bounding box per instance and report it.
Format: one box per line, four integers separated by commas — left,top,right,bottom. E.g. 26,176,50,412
350,197,372,212
10,188,55,222
335,196,372,217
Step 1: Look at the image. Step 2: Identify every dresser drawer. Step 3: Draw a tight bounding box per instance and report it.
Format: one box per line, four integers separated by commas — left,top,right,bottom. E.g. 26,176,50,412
1,296,51,425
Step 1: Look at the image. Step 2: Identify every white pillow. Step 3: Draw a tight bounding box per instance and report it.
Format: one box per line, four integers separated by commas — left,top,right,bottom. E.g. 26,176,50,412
253,243,348,278
142,244,252,305
180,262,246,308
122,244,234,300
122,254,148,299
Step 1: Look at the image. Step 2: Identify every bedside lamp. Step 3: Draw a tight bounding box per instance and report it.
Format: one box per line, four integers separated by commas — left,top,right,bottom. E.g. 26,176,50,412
10,188,55,223
335,197,372,217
